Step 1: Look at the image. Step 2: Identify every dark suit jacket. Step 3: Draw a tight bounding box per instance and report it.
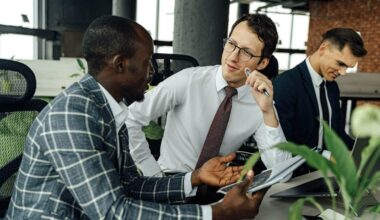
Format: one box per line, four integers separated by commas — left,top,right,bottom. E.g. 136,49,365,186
7,74,203,219
273,61,354,174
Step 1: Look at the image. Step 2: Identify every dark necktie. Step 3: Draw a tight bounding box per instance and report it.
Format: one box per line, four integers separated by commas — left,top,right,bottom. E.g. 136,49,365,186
320,81,330,149
195,86,238,169
319,81,329,124
194,86,237,204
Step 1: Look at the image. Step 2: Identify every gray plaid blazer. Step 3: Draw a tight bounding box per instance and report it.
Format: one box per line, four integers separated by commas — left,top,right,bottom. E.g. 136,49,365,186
6,74,203,219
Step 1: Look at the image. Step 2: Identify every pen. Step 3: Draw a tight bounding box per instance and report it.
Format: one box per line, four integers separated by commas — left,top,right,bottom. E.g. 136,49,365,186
245,68,270,97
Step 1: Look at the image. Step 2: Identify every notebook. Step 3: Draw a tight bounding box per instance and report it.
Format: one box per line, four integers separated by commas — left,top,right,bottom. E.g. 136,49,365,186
217,154,306,194
270,138,375,199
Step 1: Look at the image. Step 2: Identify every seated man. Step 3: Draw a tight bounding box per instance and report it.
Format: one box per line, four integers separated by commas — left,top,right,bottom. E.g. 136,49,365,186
127,14,290,177
6,15,265,220
273,28,367,176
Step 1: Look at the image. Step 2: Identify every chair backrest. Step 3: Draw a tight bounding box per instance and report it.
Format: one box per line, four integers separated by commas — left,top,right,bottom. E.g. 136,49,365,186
0,59,48,217
260,55,279,80
150,53,199,86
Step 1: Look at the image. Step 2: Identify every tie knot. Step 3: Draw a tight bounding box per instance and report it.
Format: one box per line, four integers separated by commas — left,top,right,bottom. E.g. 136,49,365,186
320,81,325,87
225,86,237,98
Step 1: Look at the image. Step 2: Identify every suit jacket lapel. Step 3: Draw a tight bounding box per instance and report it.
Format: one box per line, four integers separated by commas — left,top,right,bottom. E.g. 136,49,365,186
79,74,118,158
298,61,319,114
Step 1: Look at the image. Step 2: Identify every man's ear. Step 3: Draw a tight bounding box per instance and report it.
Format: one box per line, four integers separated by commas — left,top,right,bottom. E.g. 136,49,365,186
112,55,126,73
318,41,329,56
256,57,269,70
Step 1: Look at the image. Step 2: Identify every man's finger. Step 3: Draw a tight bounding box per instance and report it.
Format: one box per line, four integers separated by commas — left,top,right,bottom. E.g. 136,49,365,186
218,152,236,163
236,170,254,194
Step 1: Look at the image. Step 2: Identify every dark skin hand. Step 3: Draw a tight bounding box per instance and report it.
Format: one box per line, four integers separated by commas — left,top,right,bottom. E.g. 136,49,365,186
191,153,243,187
212,170,267,220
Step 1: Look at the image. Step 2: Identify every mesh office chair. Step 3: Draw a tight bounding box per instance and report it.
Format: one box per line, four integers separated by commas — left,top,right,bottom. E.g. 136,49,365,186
150,53,199,86
0,59,47,217
144,53,199,159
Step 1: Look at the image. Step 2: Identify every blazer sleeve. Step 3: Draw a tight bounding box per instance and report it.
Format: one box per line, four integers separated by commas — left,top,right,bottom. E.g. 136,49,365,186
330,83,355,149
273,73,298,142
41,93,203,219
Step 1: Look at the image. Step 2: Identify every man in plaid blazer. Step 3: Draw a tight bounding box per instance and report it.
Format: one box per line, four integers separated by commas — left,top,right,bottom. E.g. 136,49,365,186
6,16,265,219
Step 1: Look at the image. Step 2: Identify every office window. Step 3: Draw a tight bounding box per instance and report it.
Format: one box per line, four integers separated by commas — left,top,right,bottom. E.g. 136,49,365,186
137,0,174,53
250,3,309,70
0,0,36,60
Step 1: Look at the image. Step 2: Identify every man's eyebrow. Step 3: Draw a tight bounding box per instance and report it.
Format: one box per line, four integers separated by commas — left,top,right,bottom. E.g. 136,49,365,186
337,60,349,68
230,38,256,54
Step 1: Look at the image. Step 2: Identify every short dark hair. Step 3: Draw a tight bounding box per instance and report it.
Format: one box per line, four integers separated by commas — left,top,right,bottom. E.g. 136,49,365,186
82,15,151,75
229,14,278,60
321,28,367,57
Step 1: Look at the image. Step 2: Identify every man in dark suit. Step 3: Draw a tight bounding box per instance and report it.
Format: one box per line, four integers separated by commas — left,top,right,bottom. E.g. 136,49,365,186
6,16,264,220
273,28,367,176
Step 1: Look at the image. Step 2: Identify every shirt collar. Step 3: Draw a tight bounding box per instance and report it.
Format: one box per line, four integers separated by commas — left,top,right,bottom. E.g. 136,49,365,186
215,66,250,99
98,83,129,130
306,57,324,87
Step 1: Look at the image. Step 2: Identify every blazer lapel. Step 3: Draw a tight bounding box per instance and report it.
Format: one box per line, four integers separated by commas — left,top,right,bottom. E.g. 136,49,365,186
79,74,118,157
298,61,319,113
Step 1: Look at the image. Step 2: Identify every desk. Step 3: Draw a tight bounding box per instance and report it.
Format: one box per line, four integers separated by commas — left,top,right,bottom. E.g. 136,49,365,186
255,171,380,220
336,73,380,128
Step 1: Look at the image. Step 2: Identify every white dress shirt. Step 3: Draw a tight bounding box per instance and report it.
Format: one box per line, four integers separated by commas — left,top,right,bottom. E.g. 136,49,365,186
305,58,332,159
127,65,290,177
98,83,211,219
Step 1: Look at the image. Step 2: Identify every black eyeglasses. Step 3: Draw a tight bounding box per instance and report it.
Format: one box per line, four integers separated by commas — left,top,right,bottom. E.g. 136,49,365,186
223,38,261,62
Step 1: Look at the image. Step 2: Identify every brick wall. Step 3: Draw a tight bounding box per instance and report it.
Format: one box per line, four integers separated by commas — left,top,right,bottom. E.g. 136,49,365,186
307,0,380,73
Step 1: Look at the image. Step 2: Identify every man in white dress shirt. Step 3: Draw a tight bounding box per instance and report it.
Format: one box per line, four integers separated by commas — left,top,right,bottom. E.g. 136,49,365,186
127,14,291,177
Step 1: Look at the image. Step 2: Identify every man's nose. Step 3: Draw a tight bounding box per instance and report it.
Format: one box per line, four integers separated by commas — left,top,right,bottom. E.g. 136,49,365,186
229,48,240,61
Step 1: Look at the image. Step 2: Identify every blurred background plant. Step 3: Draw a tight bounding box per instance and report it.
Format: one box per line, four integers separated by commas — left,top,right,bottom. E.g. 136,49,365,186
0,56,16,93
276,104,380,219
69,58,86,78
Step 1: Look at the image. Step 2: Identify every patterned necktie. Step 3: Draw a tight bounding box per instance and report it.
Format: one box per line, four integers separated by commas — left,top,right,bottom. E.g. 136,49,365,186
320,81,330,150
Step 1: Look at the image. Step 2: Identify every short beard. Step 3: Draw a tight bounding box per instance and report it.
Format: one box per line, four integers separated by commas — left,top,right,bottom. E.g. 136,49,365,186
134,94,145,102
124,93,145,105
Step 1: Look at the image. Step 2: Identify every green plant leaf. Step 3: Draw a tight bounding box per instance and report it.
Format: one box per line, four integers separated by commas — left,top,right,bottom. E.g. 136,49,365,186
361,171,380,193
323,121,357,197
370,204,380,213
70,73,82,78
358,138,380,176
237,152,260,182
276,142,333,176
338,179,353,215
288,198,306,220
288,197,324,220
142,121,164,140
76,58,86,72
355,139,380,205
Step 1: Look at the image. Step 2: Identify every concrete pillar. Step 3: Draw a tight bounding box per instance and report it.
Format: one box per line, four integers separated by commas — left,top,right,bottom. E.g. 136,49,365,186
112,0,136,20
173,0,230,65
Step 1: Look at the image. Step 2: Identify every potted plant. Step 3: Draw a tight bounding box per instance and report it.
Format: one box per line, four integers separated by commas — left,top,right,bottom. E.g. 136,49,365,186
276,104,380,219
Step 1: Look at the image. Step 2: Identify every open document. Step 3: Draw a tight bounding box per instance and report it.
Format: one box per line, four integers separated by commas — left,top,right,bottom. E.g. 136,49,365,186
218,155,305,194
